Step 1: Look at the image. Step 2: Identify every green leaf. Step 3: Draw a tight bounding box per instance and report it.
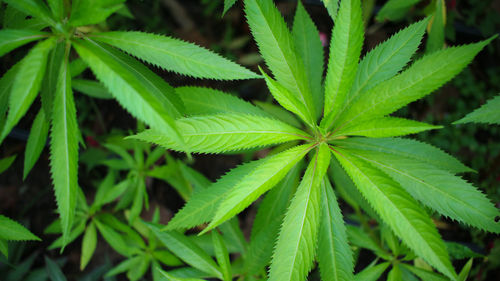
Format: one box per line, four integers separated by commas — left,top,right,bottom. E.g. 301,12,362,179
245,164,301,275
337,37,495,128
426,0,445,53
106,257,141,278
46,0,63,21
0,155,16,174
223,0,238,15
0,238,7,258
0,29,48,57
454,94,500,125
212,231,232,281
376,0,421,22
0,38,54,144
69,0,125,26
0,214,40,241
130,114,310,154
387,264,402,281
349,149,500,233
41,41,65,118
333,149,456,279
4,0,56,26
268,143,330,281
45,256,67,281
457,258,473,281
322,0,339,20
72,79,112,99
332,137,472,173
80,221,97,270
317,178,354,281
91,31,259,80
165,159,263,230
254,100,303,128
346,18,428,109
245,0,315,117
94,219,131,257
175,86,267,117
154,266,205,281
292,1,324,121
354,262,390,281
203,144,312,233
48,220,86,249
322,0,364,130
72,38,185,148
147,223,223,279
69,58,87,78
446,241,483,260
49,43,79,247
0,62,21,130
400,264,449,281
260,69,315,127
23,109,49,179
333,117,442,138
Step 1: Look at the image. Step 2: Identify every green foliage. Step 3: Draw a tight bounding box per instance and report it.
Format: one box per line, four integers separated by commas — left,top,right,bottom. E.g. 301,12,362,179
455,94,500,124
0,215,40,242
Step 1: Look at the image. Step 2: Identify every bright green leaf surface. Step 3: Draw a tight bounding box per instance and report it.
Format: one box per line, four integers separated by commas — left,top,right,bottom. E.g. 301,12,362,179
80,221,97,270
269,144,330,281
334,149,456,279
131,114,310,154
317,179,354,281
23,109,49,179
0,38,54,145
245,0,315,117
204,145,312,233
333,117,441,138
91,31,259,80
0,214,40,241
454,94,500,125
0,29,48,57
69,0,125,26
4,0,56,26
322,0,364,130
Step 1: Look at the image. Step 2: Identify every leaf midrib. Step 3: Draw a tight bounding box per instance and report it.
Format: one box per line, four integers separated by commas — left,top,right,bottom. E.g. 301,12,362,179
353,152,488,223
91,33,245,74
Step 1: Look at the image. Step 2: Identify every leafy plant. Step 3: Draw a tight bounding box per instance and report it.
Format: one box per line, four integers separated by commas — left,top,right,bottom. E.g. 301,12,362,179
130,0,500,280
454,94,500,125
0,0,258,246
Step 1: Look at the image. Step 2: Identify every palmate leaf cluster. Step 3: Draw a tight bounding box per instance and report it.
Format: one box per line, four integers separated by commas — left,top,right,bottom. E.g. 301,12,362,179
0,0,259,250
130,0,500,280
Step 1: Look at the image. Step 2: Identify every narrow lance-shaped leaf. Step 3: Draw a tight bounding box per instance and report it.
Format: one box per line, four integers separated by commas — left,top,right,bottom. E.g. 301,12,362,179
0,214,40,241
245,0,315,117
0,29,49,57
175,86,268,117
72,79,113,99
23,108,49,179
165,158,263,231
147,223,223,279
0,62,21,131
292,1,324,121
426,0,446,53
261,69,315,128
349,149,500,233
333,149,456,279
345,18,428,110
376,0,421,22
49,42,79,247
322,0,364,131
322,0,339,20
80,221,97,270
354,262,390,281
454,94,500,125
212,231,232,281
317,178,354,281
332,137,472,173
245,164,301,275
4,0,56,27
41,41,65,118
223,0,238,15
72,38,186,149
45,256,68,281
0,155,17,174
269,143,331,281
0,38,55,145
332,117,442,138
130,114,310,154
203,145,313,234
91,31,259,80
336,37,495,129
